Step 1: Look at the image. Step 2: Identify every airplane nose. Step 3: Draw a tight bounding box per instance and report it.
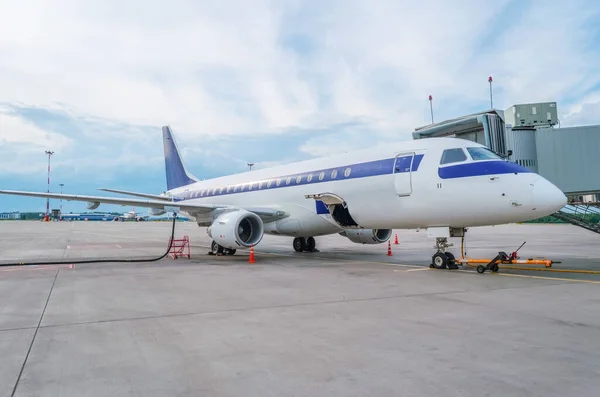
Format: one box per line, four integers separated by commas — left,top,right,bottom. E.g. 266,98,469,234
531,178,567,215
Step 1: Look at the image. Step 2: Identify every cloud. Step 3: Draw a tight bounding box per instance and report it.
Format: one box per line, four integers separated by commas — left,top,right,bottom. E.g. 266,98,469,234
3,0,600,135
1,0,600,212
561,91,600,126
0,107,71,149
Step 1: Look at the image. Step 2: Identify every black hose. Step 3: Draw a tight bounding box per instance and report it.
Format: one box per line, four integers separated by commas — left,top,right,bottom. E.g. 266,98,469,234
0,213,179,267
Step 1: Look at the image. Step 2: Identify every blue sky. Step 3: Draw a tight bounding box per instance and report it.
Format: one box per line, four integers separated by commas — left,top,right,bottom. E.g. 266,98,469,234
1,0,600,213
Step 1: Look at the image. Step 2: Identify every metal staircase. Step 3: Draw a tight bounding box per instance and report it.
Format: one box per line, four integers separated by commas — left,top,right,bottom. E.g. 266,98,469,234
552,202,600,234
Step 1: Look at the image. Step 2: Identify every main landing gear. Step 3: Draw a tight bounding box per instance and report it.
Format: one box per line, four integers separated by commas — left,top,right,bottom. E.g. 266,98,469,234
210,240,236,256
293,237,319,253
429,237,459,270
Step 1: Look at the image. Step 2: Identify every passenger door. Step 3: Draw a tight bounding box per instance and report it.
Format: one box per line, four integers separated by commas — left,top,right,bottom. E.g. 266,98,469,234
393,152,415,196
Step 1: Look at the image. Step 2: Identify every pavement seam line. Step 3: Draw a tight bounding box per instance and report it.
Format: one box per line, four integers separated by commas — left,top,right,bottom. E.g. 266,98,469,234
0,326,39,334
39,288,470,329
11,269,59,397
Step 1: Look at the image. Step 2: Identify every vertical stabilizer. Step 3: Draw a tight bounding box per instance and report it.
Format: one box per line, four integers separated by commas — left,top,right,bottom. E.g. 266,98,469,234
162,126,199,191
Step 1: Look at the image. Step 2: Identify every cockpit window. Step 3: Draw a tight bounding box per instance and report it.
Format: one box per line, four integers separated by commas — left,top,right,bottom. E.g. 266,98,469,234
467,147,502,161
440,148,468,165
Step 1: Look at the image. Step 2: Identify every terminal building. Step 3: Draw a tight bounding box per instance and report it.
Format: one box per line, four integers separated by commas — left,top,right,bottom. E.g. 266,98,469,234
0,212,21,220
413,101,600,234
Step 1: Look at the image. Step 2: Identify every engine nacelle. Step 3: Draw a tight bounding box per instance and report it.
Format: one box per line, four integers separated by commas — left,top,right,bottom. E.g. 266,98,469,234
339,229,392,244
207,210,264,249
149,208,166,216
86,201,100,210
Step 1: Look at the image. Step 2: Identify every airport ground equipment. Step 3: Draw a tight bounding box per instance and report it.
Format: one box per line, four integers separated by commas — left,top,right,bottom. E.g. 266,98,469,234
168,235,191,259
455,239,555,273
248,245,256,263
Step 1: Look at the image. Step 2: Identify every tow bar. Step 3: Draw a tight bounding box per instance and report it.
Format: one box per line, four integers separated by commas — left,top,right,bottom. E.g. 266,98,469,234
456,241,556,274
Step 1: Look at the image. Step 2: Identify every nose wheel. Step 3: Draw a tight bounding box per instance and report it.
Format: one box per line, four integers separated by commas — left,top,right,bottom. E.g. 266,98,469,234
429,238,459,269
430,251,458,269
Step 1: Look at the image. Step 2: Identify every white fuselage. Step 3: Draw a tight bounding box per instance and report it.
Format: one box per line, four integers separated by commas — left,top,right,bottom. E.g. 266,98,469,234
166,138,566,238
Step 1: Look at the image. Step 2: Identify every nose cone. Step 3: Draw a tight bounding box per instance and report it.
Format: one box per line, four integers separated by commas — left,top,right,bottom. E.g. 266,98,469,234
531,178,567,215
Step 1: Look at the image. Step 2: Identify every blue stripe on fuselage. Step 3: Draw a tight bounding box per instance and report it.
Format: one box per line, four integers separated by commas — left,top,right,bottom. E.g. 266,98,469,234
438,160,532,179
172,153,425,202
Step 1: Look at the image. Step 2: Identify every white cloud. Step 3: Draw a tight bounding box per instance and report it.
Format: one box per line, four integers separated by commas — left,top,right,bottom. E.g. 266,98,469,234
0,0,599,177
0,109,73,177
0,107,71,149
560,92,600,126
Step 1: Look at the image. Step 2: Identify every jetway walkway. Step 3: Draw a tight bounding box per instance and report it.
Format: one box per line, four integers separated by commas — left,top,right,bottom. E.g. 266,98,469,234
552,202,600,234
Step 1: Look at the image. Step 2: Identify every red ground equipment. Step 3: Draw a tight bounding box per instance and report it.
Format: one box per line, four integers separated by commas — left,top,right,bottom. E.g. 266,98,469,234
168,236,191,259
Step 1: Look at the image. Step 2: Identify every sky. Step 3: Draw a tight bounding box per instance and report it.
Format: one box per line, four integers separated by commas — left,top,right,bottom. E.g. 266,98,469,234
1,0,600,213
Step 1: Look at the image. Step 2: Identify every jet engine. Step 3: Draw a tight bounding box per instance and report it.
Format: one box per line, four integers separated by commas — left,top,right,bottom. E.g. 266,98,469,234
207,210,264,249
339,229,392,244
86,201,100,210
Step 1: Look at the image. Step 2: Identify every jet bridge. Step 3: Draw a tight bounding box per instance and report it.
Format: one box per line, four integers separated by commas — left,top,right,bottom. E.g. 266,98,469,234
552,202,600,234
412,109,509,156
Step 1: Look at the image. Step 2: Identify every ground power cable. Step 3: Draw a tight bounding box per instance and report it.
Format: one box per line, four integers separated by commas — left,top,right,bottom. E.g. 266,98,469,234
0,213,179,267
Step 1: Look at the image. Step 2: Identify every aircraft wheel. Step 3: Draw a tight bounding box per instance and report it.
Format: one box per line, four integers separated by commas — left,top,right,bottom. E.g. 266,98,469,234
211,240,224,255
431,252,448,269
224,248,236,255
293,237,306,252
306,236,316,252
445,252,458,269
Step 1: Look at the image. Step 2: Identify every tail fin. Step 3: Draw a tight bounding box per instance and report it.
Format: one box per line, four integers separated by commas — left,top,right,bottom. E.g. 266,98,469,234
162,126,199,191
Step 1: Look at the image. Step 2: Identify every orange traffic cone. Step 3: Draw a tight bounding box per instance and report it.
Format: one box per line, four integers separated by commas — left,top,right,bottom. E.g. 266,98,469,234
394,233,399,245
248,245,256,264
387,241,393,256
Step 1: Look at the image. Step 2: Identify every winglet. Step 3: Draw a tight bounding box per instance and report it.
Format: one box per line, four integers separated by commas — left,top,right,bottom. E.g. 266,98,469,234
162,126,199,191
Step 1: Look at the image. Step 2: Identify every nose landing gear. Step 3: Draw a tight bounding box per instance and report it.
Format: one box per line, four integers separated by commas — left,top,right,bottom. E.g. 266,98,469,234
430,237,459,269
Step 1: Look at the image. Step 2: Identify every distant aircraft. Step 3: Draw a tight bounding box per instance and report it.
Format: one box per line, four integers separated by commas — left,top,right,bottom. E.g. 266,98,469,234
113,207,146,222
0,125,567,269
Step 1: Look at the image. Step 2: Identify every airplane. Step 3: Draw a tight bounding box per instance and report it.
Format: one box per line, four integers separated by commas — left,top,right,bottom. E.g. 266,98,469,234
0,125,567,270
113,207,146,222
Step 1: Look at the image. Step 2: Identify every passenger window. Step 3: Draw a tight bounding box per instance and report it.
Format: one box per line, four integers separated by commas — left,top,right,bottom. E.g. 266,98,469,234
466,147,501,161
440,148,467,165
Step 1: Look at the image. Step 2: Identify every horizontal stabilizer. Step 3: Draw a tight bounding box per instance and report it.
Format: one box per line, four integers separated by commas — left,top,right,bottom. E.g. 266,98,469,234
97,188,172,201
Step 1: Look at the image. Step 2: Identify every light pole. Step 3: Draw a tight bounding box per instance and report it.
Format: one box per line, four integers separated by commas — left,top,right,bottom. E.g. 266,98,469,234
45,150,54,221
59,183,64,219
488,76,493,109
247,162,254,171
428,95,434,124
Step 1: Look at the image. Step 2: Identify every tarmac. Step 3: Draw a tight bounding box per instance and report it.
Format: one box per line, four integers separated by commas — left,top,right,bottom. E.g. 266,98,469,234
0,220,599,396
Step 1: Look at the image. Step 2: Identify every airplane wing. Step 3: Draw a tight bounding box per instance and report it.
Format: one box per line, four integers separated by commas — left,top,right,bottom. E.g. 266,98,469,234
97,188,171,201
0,189,220,214
0,189,288,220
